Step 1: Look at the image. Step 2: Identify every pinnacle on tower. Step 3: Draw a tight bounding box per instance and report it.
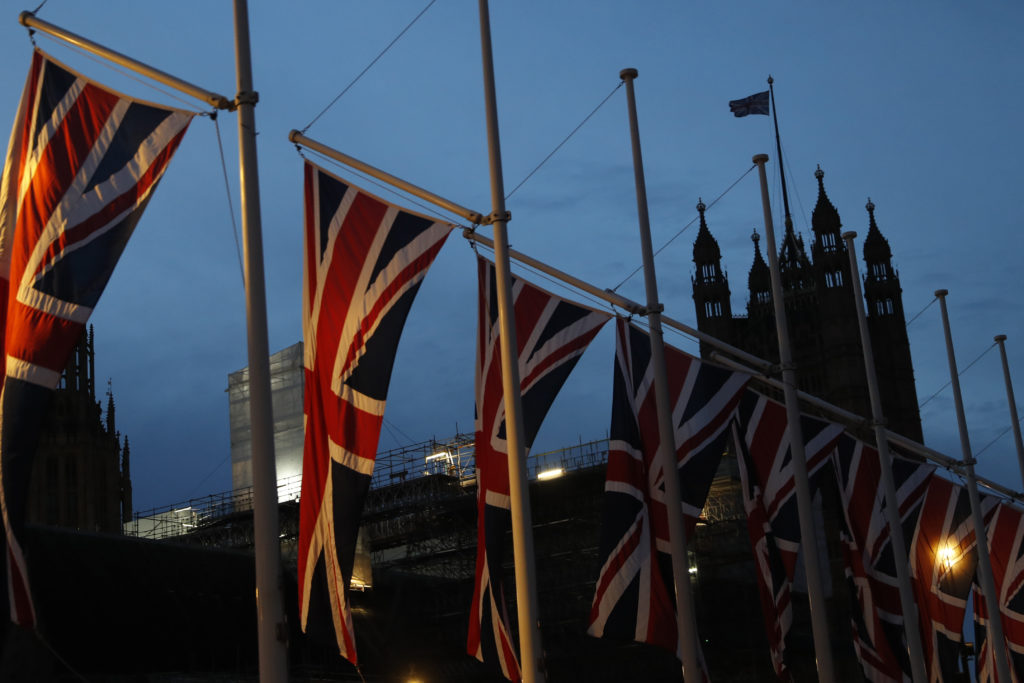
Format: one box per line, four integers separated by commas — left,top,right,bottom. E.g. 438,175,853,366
748,229,771,305
863,197,893,263
692,197,722,265
811,164,842,241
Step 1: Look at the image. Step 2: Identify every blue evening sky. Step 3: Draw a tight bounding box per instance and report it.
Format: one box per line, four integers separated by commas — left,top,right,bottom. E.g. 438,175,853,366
0,2,1021,512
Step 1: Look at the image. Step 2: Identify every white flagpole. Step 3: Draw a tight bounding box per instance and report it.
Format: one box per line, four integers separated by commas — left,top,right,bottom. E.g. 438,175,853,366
752,154,835,682
619,67,702,682
476,2,545,681
935,290,1012,683
842,231,927,683
994,335,1024,491
232,1,289,681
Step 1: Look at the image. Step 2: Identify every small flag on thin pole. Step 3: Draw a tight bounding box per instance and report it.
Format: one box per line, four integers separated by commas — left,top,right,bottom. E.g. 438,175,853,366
729,90,770,117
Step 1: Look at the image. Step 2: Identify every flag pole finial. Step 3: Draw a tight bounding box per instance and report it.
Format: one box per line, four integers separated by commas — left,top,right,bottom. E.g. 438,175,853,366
620,68,638,81
767,75,774,85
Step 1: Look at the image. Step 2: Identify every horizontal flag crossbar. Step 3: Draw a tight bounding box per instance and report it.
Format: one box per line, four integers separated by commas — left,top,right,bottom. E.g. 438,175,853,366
18,11,232,110
289,131,486,225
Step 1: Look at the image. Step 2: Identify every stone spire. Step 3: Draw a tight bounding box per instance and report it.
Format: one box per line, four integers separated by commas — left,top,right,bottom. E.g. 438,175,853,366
748,229,771,306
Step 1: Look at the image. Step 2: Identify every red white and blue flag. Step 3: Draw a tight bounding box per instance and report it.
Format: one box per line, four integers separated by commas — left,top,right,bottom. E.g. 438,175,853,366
732,389,844,680
832,434,935,683
469,254,610,681
0,50,192,626
909,474,996,682
298,160,452,662
588,319,748,667
972,501,1024,682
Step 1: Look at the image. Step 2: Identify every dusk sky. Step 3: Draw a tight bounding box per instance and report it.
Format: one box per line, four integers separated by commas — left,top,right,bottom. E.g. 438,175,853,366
0,2,1021,513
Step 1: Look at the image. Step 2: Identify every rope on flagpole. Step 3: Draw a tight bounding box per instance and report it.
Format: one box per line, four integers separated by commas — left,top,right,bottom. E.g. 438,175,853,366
918,341,997,410
610,163,757,293
504,82,624,201
33,35,206,114
905,295,938,328
299,0,437,134
212,113,246,286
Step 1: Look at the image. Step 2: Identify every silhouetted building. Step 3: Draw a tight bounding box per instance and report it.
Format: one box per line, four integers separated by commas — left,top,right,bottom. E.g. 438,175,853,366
29,326,131,532
691,166,922,441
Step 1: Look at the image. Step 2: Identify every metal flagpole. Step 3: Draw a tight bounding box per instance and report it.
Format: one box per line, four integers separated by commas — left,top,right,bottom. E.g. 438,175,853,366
935,290,1012,683
753,154,835,682
994,335,1024,491
842,232,927,683
476,2,545,681
232,1,289,681
619,67,702,682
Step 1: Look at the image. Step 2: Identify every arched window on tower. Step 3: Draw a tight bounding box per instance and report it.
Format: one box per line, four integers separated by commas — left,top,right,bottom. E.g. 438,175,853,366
875,298,895,316
871,263,888,280
701,264,717,281
704,300,723,318
820,232,836,252
824,270,844,288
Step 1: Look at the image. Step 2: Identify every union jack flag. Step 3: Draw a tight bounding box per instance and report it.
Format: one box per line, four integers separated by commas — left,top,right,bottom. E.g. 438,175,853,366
298,160,452,662
0,50,192,626
972,501,1024,682
588,318,748,670
469,255,610,681
832,434,935,682
909,474,996,682
732,389,844,680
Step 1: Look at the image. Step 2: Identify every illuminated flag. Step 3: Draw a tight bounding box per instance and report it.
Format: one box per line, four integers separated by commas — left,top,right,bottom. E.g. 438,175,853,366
298,160,452,662
469,255,610,681
972,502,1024,682
733,389,844,680
832,434,935,683
909,475,996,681
0,50,192,626
588,319,748,666
729,90,770,117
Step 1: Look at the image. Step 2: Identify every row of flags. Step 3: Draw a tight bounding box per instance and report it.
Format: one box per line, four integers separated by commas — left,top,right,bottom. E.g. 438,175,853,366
293,157,1024,682
1,46,1022,683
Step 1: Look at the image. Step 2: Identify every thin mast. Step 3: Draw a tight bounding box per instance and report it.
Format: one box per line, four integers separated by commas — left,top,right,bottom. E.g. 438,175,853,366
843,231,927,682
767,76,793,232
994,335,1024,491
935,290,1012,683
233,1,289,681
753,153,835,681
620,67,703,682
476,2,545,681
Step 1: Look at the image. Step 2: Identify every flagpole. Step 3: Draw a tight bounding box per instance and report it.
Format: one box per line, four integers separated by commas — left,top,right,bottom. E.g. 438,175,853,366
476,2,545,681
232,1,289,681
935,290,1012,683
620,67,702,682
753,153,835,682
842,232,927,683
994,335,1024,491
767,77,793,233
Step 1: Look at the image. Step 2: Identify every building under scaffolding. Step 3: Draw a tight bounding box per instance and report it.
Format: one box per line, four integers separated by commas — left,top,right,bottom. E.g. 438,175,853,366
126,432,866,681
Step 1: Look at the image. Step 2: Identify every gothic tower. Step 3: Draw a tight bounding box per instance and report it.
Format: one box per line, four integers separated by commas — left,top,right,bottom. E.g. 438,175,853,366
29,326,131,532
862,198,923,442
691,167,922,442
691,198,733,352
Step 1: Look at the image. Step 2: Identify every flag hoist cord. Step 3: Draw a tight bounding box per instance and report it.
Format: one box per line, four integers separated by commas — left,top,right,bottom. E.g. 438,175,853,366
288,130,1023,504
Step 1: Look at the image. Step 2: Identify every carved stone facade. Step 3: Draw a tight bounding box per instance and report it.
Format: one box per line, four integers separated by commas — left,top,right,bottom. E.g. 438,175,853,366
28,326,132,532
692,167,922,441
